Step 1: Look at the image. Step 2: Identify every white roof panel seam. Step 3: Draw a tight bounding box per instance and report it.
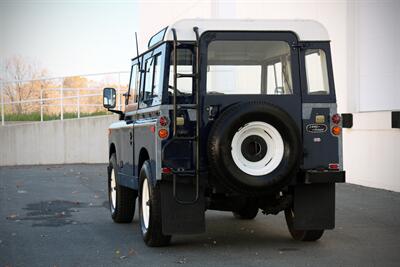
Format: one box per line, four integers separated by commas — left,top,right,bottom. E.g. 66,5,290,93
163,19,329,42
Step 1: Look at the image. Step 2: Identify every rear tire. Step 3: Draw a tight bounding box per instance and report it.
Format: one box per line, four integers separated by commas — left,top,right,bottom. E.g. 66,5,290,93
208,102,301,195
233,198,259,220
138,160,171,247
284,208,324,241
108,153,137,223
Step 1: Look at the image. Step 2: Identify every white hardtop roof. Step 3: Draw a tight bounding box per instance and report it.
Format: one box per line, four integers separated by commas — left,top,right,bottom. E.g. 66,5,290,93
164,19,329,42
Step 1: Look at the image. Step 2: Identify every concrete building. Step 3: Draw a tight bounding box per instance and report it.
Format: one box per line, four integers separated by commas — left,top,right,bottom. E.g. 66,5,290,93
136,0,400,191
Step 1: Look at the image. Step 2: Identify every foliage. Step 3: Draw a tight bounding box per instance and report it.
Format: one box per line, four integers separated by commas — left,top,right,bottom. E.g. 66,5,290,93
63,76,88,88
3,56,48,114
4,111,109,122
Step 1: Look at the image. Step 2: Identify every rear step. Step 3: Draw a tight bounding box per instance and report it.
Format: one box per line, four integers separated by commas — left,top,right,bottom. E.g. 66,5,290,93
177,73,197,78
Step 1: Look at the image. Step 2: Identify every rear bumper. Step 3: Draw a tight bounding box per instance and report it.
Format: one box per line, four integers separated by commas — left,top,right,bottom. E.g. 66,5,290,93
303,170,345,184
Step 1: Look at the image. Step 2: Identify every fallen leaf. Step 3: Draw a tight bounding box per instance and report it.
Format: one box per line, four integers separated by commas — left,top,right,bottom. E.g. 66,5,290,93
6,214,18,220
176,258,187,264
128,248,136,256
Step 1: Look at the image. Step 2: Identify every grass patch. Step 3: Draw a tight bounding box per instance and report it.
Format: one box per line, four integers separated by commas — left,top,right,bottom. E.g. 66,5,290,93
4,111,109,121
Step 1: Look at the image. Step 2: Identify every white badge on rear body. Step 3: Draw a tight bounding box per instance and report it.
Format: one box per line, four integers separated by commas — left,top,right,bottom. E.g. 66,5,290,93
306,124,327,133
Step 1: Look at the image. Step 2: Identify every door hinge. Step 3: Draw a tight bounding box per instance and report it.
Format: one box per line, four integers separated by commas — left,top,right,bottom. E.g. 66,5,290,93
291,42,308,50
129,132,133,145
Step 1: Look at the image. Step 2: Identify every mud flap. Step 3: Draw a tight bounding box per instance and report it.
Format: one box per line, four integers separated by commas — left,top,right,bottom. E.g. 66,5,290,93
293,183,335,230
160,180,205,235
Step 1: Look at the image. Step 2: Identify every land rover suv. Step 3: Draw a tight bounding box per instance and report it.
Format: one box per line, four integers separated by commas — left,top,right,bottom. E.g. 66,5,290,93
102,19,350,247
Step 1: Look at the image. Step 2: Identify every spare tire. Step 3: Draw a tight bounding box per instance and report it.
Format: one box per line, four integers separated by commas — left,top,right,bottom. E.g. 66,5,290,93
208,102,301,195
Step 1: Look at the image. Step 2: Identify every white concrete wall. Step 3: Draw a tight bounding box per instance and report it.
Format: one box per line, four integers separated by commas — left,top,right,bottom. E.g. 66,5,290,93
133,0,400,191
343,112,400,192
344,0,400,192
0,115,117,166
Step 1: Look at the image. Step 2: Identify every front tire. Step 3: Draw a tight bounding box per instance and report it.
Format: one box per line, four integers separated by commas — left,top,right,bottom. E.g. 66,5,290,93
284,208,324,241
138,160,171,247
108,153,137,223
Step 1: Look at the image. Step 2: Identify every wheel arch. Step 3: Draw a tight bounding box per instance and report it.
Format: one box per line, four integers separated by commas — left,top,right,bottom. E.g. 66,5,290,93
138,148,150,172
138,147,158,187
109,143,116,159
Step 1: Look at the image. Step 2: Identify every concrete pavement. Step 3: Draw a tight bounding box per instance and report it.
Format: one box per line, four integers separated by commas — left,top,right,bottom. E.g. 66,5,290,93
0,164,399,267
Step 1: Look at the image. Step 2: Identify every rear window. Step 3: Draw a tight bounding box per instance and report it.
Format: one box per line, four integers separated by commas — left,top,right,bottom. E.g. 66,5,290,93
206,40,293,95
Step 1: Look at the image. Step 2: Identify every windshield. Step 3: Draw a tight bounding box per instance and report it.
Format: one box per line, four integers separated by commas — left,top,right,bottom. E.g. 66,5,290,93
206,40,293,95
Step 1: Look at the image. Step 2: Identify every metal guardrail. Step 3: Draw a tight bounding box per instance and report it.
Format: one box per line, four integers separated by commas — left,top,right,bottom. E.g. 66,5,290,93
0,71,129,126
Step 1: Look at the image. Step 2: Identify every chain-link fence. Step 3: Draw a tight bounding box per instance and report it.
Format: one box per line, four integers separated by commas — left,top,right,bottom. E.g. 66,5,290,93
0,71,129,125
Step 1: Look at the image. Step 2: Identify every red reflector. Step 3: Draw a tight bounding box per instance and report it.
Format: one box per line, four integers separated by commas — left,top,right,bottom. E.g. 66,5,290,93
150,126,155,133
332,114,341,124
161,167,172,174
329,163,340,170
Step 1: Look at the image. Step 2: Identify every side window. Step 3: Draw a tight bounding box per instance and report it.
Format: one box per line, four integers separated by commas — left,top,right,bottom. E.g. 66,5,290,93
152,55,162,105
169,48,193,95
143,57,155,104
127,64,139,105
305,49,330,95
141,54,162,107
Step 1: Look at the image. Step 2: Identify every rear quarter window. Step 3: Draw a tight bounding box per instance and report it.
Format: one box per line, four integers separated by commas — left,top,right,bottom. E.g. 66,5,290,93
305,49,330,95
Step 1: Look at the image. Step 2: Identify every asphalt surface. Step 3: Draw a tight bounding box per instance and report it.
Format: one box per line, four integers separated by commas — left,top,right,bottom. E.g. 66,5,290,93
0,164,399,267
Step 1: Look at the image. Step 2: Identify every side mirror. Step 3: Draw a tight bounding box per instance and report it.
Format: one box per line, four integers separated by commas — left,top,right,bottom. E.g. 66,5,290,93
103,88,116,109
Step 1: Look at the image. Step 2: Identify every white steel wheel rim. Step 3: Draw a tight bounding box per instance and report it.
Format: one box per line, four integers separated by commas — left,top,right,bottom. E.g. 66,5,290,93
231,121,284,176
110,169,117,212
141,178,150,229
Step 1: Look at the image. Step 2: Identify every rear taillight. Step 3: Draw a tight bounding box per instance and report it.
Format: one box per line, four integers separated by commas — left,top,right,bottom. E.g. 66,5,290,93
332,114,341,124
161,167,172,174
329,163,340,170
159,116,169,127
